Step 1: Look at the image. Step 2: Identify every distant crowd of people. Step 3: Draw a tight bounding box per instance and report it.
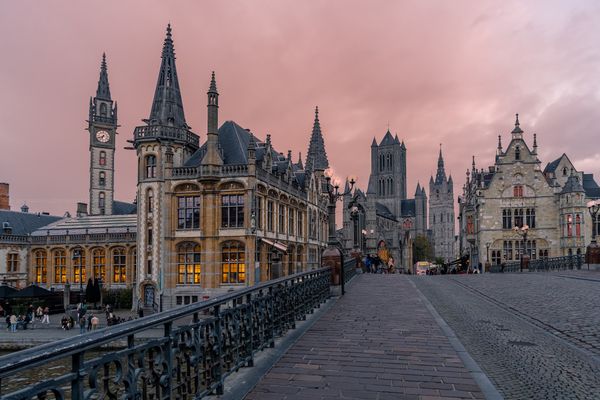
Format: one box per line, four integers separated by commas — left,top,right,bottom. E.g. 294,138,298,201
1,303,51,332
363,255,396,274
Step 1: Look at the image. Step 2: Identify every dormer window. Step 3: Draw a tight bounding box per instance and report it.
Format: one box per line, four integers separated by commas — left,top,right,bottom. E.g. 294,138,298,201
563,167,568,176
515,146,521,161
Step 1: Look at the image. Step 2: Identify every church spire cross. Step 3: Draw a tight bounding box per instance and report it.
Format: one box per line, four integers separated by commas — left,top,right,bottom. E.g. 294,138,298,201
95,52,111,101
305,106,329,172
148,24,188,129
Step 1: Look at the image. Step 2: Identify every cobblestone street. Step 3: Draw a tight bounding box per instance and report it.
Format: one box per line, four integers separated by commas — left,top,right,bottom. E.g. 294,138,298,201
413,270,600,399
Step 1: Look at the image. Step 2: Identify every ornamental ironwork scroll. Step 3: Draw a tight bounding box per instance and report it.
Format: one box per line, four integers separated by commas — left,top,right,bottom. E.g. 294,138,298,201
0,267,331,400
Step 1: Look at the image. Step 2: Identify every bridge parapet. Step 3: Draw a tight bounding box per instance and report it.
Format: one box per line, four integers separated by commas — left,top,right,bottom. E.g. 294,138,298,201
0,268,331,399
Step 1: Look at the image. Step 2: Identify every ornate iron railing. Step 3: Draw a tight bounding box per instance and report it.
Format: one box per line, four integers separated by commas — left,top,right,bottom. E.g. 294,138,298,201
489,254,584,273
0,268,331,399
343,257,357,284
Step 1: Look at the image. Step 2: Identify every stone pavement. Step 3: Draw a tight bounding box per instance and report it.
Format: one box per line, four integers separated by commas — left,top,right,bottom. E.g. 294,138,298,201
413,271,600,400
246,274,490,400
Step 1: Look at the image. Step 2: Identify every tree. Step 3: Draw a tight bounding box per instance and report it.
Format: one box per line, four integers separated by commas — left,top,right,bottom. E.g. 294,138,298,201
92,278,102,308
413,235,434,264
85,278,94,304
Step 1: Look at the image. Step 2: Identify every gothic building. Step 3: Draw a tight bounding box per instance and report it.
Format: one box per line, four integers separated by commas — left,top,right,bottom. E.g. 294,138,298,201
132,25,329,309
429,146,455,262
341,130,427,272
459,115,600,268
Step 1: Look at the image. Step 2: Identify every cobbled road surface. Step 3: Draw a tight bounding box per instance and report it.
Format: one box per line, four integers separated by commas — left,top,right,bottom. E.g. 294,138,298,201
413,271,600,400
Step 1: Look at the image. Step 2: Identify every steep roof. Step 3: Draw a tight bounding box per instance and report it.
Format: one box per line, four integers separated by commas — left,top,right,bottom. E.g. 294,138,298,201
560,174,585,194
375,202,396,221
96,53,111,101
583,173,600,198
379,130,395,146
543,155,563,174
305,107,329,171
0,210,62,236
112,201,137,215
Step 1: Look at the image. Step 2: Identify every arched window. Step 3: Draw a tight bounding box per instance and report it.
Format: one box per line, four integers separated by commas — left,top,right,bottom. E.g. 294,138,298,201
515,146,521,161
72,249,86,284
112,248,126,283
34,250,47,284
100,102,107,117
222,241,245,284
99,151,106,166
145,155,156,178
575,214,581,237
99,171,106,187
92,248,106,280
566,214,573,237
53,250,67,283
177,243,201,284
99,192,106,214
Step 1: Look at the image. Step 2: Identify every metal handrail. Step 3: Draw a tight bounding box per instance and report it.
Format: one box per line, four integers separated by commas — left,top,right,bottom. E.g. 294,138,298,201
489,254,584,273
0,267,331,399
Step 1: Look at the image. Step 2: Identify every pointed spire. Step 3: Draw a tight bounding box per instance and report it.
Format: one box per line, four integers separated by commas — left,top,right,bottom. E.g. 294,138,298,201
209,70,217,93
434,143,447,185
498,134,502,150
371,137,378,147
344,178,351,193
305,106,329,172
297,152,304,169
533,133,538,153
96,53,111,100
415,182,421,196
394,134,400,144
148,24,188,128
472,155,476,172
401,140,406,150
511,113,523,136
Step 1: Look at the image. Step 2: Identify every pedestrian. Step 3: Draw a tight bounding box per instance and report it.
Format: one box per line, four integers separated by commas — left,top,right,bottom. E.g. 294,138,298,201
35,306,43,322
478,262,483,274
5,314,11,330
87,313,93,331
27,304,34,321
79,315,86,334
42,307,50,324
388,257,395,274
10,314,17,332
91,314,99,330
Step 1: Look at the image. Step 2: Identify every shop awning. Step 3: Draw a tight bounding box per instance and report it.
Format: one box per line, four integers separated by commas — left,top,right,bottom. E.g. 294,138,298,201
261,238,288,253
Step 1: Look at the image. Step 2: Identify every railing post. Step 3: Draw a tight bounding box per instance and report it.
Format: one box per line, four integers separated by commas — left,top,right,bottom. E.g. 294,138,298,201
213,305,224,395
163,322,173,399
71,351,84,400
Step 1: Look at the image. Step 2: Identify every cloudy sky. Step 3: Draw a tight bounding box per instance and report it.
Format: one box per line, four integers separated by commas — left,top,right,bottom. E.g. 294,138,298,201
1,0,600,216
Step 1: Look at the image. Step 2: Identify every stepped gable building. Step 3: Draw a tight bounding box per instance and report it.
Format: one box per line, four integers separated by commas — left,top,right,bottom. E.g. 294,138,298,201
429,145,455,262
459,114,600,268
341,130,427,272
27,54,137,294
133,25,329,309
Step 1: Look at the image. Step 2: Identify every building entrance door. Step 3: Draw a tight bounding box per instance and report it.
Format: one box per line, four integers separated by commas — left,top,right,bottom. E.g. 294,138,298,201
144,285,155,307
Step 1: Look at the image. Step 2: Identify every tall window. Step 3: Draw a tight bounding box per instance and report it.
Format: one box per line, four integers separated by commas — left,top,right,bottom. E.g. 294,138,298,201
99,151,106,166
177,195,200,229
54,250,67,283
34,250,47,284
575,214,581,237
112,248,126,283
278,204,285,233
515,146,521,161
297,211,303,238
503,240,513,261
177,243,201,284
99,192,105,214
145,155,156,178
491,250,501,265
221,194,245,228
267,200,274,231
526,240,537,260
502,209,512,229
525,208,536,228
221,242,245,284
99,171,106,187
6,253,18,273
309,210,317,239
513,185,523,197
566,214,573,237
147,189,154,214
256,197,263,230
72,249,86,283
288,208,295,235
92,249,106,280
514,208,524,228
100,102,107,117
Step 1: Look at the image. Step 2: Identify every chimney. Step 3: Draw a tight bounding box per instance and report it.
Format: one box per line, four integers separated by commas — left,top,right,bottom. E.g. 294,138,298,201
76,202,88,217
0,183,9,210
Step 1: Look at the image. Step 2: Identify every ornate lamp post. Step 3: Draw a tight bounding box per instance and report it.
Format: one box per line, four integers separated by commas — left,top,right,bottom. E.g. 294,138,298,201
513,224,529,272
485,242,491,272
350,205,359,249
322,170,355,295
586,200,600,265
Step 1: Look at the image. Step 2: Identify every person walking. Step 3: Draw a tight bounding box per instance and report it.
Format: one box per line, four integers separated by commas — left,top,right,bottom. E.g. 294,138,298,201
79,314,86,334
10,314,17,332
42,307,50,324
35,306,43,322
91,314,99,330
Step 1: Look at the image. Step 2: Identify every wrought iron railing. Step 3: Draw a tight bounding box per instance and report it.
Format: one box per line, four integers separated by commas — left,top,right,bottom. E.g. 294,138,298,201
343,257,357,284
489,254,584,273
0,268,331,399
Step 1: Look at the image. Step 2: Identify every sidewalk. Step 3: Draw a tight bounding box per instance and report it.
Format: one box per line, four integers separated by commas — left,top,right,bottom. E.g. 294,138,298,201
246,274,489,400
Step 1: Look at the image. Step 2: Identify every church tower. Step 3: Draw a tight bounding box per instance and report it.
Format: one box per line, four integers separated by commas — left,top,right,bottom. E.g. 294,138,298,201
88,53,118,215
429,145,455,262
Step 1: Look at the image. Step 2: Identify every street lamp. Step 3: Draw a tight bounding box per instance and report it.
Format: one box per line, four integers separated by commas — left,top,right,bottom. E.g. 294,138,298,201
485,242,491,271
350,205,359,249
513,224,529,272
586,200,600,265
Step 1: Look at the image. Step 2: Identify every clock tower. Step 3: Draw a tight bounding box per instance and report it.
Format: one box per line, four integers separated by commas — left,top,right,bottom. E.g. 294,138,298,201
87,53,118,215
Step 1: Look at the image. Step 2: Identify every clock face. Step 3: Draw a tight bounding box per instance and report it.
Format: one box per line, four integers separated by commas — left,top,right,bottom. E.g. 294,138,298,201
96,130,110,143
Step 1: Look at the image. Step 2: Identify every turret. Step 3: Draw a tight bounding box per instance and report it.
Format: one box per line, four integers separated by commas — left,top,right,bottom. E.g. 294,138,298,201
305,107,329,172
201,71,223,167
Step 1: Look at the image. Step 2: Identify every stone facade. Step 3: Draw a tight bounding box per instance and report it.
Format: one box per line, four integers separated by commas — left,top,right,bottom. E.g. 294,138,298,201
429,147,455,262
341,131,428,272
459,115,600,268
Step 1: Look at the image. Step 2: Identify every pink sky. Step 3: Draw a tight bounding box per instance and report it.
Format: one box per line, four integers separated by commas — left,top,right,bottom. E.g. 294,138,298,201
1,1,600,216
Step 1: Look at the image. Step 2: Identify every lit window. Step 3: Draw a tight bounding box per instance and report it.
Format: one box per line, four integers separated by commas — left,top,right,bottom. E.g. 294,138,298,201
53,250,66,283
221,241,245,284
92,248,106,280
177,243,201,284
112,248,126,283
72,249,86,283
34,250,47,284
